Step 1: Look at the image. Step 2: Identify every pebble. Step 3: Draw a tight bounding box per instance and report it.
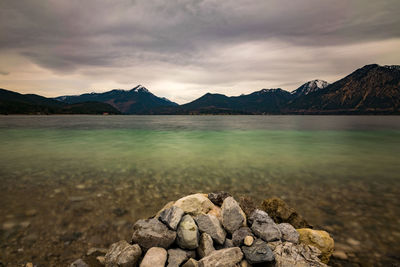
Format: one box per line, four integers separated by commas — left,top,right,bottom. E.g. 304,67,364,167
244,235,254,246
346,238,361,247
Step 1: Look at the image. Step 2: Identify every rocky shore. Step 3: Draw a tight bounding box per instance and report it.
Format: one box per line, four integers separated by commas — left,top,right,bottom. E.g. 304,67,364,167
69,192,334,267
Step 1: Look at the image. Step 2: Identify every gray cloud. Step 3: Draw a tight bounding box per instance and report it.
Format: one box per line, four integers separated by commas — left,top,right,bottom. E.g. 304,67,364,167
0,0,399,102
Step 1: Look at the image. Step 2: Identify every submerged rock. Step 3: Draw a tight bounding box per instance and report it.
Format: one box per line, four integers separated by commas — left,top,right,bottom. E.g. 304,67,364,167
174,194,214,216
241,239,275,264
297,228,334,264
105,240,142,267
221,197,246,234
140,247,167,267
131,218,176,250
70,259,89,267
198,247,243,267
238,196,257,218
260,197,311,228
159,206,184,231
177,215,199,250
195,213,226,245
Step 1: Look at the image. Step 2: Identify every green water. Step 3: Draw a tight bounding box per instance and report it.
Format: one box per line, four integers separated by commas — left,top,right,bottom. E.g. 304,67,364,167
0,115,400,265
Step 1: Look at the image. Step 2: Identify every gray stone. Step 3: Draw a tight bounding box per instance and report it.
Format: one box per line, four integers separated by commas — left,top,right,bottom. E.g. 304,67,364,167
241,239,275,264
248,209,274,225
197,233,215,258
208,192,231,206
221,197,246,234
182,258,199,267
70,259,89,267
131,218,176,250
195,214,226,245
278,223,299,243
223,238,234,248
232,227,254,246
140,247,167,267
251,220,282,242
273,242,327,267
198,247,243,267
159,206,185,230
167,248,195,267
105,240,142,267
177,215,199,250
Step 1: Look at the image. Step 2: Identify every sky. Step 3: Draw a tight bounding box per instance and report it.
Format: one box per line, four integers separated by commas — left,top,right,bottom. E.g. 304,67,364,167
0,0,399,104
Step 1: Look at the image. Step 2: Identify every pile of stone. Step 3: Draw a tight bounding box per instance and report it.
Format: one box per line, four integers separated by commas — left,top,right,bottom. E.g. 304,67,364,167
73,192,334,267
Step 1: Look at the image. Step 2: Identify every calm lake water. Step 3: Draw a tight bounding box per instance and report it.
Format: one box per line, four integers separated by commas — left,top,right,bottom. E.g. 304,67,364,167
0,115,400,266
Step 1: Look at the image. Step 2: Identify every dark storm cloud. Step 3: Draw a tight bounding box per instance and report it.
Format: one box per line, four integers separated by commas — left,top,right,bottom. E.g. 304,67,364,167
0,0,399,102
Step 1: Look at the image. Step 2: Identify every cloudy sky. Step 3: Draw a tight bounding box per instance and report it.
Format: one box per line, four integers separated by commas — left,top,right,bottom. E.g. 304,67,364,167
0,0,399,104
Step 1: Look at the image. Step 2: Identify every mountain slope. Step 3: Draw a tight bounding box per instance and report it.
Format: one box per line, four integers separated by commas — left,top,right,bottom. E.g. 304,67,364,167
287,64,400,114
0,88,120,114
56,85,178,114
178,88,294,114
291,79,329,97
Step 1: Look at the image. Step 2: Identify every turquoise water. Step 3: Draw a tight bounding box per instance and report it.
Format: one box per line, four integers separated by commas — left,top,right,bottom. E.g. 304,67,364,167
0,115,400,265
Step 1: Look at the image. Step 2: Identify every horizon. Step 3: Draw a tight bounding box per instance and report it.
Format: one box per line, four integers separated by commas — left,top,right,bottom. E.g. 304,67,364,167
1,1,400,104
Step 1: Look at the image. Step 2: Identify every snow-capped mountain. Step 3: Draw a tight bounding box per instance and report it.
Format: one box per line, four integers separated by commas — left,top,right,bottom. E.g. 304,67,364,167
291,79,329,97
54,85,178,114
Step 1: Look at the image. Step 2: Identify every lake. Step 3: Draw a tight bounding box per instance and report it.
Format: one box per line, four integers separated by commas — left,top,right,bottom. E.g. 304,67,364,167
0,115,399,266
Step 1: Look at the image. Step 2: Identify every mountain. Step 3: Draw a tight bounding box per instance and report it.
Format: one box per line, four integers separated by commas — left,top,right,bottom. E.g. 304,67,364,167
55,85,178,114
287,64,400,114
0,88,120,114
291,79,329,97
176,88,294,114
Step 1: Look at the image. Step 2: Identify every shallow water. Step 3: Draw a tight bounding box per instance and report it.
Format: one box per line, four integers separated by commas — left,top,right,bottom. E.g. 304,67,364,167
0,115,399,266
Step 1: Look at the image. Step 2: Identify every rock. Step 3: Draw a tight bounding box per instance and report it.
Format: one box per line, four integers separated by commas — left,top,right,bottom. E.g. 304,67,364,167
244,236,254,246
241,239,274,264
238,196,257,218
167,248,194,267
87,247,108,256
105,240,142,267
221,197,246,234
248,209,274,225
332,250,348,260
182,258,199,267
208,192,231,206
25,263,34,267
159,206,185,230
195,214,226,245
177,215,199,250
198,247,243,267
273,241,327,267
2,221,16,230
207,205,222,223
197,233,215,258
155,201,175,218
232,227,254,246
140,247,167,267
297,228,334,264
251,220,281,242
25,209,38,217
70,259,89,267
278,223,299,243
260,198,311,228
174,194,215,216
131,218,176,250
96,256,105,265
113,208,128,217
346,238,360,247
239,259,251,267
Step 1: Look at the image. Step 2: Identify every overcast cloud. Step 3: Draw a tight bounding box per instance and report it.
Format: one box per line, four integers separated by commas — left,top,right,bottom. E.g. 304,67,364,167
0,0,399,103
